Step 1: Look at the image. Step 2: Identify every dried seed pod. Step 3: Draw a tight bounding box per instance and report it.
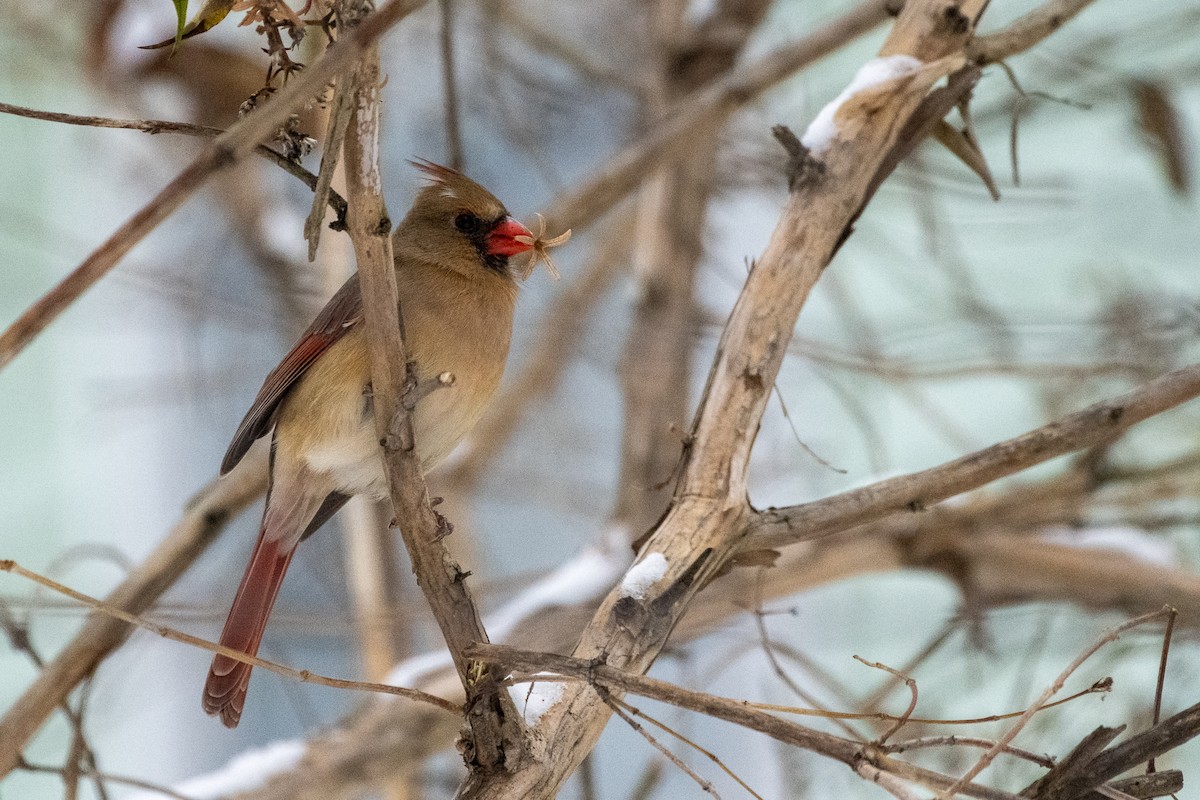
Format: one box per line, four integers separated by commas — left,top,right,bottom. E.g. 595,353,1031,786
514,213,571,281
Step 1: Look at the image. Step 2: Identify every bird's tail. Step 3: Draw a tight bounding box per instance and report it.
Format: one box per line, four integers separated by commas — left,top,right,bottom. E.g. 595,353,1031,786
202,525,296,728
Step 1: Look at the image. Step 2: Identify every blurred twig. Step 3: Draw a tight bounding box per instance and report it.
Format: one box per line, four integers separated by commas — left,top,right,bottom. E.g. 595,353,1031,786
0,559,461,712
0,102,349,235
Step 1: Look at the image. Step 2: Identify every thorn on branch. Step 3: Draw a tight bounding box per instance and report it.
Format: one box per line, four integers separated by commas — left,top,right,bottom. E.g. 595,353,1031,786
435,508,456,541
406,370,457,409
771,124,822,191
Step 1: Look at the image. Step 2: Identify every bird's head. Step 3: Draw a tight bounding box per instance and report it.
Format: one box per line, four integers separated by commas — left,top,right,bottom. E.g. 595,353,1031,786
393,159,534,283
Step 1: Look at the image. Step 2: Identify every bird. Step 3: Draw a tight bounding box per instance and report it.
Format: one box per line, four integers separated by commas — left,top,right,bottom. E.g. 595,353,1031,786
203,161,534,728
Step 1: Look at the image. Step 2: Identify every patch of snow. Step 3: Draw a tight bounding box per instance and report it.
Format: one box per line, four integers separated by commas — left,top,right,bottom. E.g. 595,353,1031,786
383,648,454,689
127,739,306,800
486,526,631,640
1041,526,1176,567
619,552,669,600
801,55,924,155
510,675,567,725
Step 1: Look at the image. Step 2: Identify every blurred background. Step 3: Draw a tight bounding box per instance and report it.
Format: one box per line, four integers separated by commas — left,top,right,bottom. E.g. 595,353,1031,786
2,0,1200,797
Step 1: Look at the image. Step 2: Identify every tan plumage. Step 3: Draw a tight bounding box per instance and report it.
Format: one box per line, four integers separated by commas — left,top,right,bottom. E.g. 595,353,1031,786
203,162,531,728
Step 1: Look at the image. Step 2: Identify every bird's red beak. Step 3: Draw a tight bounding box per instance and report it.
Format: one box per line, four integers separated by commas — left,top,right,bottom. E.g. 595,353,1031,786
486,217,534,257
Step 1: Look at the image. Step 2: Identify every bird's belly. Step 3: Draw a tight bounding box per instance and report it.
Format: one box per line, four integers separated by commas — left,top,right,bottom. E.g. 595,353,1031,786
297,377,487,497
304,422,388,499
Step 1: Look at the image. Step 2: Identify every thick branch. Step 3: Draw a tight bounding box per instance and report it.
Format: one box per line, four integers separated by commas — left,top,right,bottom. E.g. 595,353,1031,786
969,0,1098,64
748,362,1200,549
457,3,988,798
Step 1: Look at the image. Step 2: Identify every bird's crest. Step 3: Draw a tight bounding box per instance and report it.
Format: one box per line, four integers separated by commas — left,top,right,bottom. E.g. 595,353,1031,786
409,158,467,199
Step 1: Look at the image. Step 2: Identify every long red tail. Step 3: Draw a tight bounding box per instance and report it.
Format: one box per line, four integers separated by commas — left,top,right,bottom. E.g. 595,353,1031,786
203,529,296,728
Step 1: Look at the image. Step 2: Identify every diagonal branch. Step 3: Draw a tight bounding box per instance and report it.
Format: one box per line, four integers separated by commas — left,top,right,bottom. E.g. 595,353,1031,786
748,361,1200,550
0,101,348,226
456,3,989,798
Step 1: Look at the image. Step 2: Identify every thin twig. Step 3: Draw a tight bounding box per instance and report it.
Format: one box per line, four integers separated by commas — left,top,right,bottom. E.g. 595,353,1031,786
18,759,197,800
1147,606,1177,774
610,695,765,800
746,684,1107,725
859,620,957,714
881,736,1056,768
752,579,863,740
853,655,918,745
938,607,1173,798
0,559,460,714
0,102,348,236
599,689,721,798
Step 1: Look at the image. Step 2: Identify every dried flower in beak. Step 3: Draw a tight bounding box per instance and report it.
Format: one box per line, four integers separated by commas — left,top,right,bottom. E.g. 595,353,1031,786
514,213,571,281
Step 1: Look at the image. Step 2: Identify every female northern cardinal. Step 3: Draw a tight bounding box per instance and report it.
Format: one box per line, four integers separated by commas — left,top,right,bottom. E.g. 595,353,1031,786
203,161,533,728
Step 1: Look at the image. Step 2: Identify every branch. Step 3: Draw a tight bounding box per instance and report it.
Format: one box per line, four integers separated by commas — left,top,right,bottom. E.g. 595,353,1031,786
969,0,1098,64
0,101,348,226
0,0,428,373
939,608,1171,797
338,32,521,773
0,559,459,714
178,469,1200,798
467,643,1023,800
748,361,1200,550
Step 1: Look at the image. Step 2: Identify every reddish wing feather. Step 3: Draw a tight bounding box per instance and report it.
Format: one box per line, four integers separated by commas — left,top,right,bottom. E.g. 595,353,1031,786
221,276,364,474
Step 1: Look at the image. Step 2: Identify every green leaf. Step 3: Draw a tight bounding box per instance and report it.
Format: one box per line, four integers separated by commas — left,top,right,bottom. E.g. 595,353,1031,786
140,0,235,52
172,0,188,51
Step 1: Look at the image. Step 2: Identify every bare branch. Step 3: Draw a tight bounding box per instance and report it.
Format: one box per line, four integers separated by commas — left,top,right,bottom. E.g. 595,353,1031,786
338,26,522,773
940,608,1172,798
969,0,1099,64
0,101,348,226
0,559,460,714
749,361,1200,550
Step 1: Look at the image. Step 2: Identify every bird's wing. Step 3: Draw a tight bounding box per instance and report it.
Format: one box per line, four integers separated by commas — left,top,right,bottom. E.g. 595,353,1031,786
221,275,364,474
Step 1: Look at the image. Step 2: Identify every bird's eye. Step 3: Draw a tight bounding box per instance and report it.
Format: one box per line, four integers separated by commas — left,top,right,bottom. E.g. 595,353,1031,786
454,212,483,234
